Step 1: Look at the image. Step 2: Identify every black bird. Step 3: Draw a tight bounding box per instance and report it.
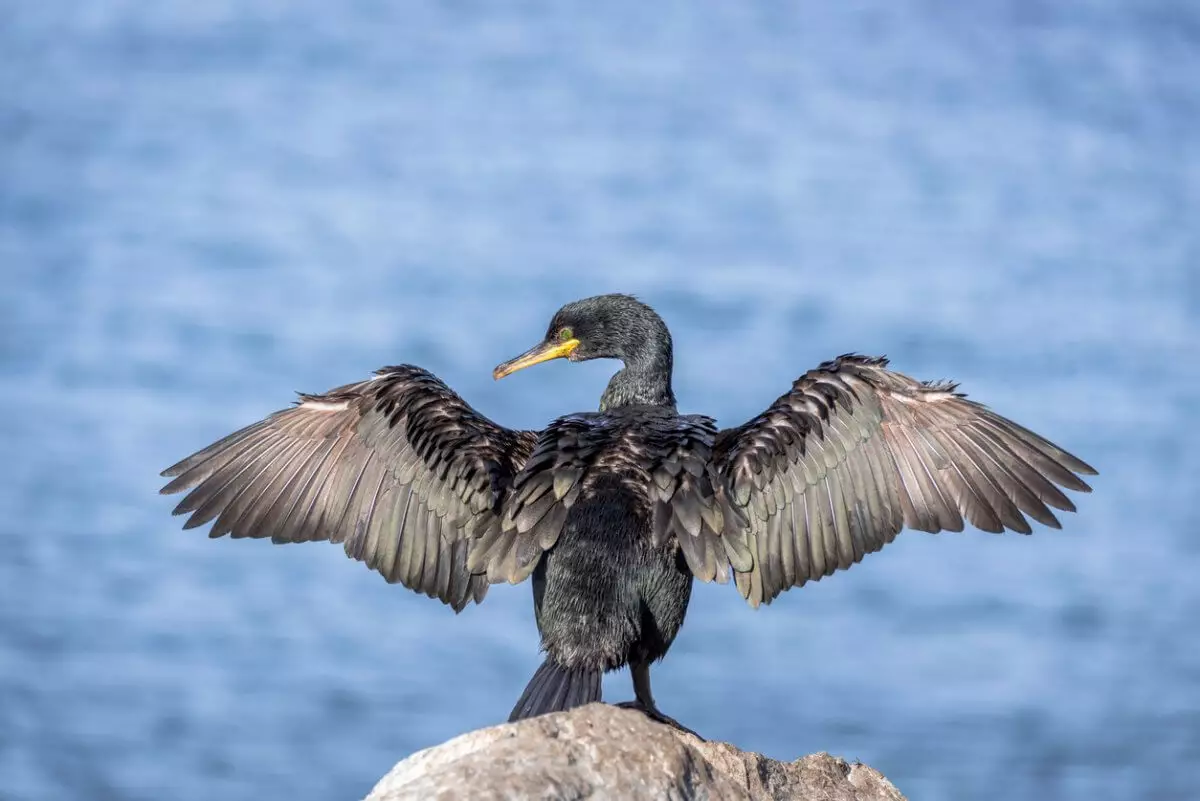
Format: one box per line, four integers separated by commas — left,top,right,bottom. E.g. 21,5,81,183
160,293,1096,732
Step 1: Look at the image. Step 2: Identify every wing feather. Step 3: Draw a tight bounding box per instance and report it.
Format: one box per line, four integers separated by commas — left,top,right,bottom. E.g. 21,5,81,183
713,355,1096,607
161,366,536,611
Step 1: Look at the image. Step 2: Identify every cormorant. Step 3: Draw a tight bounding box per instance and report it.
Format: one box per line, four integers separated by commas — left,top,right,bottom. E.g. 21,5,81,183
160,293,1096,732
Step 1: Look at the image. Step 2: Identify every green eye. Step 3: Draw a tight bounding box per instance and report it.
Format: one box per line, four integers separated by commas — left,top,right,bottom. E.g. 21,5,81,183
558,327,574,342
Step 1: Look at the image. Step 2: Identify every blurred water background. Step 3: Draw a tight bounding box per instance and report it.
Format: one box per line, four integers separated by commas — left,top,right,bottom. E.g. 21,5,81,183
2,2,1198,799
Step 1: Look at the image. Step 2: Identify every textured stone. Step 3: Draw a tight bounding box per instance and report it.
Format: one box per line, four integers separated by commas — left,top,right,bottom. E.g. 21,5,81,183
365,703,906,801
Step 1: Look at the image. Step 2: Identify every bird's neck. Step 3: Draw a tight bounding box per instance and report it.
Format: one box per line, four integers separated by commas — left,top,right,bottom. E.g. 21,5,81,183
600,351,675,412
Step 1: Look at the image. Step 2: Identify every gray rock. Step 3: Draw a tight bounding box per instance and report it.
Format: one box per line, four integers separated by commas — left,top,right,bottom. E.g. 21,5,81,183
365,704,906,801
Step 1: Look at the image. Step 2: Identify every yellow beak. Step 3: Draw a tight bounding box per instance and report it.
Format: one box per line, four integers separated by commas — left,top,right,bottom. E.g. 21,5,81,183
493,338,580,380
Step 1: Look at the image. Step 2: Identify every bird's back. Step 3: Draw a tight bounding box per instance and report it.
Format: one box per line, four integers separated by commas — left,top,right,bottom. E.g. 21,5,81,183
513,405,718,522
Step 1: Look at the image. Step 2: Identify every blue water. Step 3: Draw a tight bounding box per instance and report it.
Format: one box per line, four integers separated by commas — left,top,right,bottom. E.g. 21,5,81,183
2,2,1197,799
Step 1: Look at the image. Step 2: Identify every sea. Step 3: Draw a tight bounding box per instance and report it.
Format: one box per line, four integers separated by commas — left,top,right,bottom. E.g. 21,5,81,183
2,2,1197,799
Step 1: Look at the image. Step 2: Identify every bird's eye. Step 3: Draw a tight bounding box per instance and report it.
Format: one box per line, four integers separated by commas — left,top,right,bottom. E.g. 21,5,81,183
558,327,574,342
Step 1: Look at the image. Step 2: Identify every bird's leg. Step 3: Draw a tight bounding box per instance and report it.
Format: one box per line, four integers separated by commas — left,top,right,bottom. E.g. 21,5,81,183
616,661,704,740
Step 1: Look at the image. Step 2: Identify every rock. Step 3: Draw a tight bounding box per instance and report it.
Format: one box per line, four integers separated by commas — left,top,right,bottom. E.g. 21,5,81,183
365,703,906,801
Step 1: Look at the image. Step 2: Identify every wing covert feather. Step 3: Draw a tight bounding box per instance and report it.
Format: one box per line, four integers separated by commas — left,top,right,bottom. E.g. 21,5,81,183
477,407,751,587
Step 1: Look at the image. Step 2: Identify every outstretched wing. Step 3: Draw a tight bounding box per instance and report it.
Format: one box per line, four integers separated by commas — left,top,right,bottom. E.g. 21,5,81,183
160,365,537,611
712,354,1097,607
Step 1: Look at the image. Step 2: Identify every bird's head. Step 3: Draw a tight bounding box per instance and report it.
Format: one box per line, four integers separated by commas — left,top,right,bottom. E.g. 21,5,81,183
493,294,672,380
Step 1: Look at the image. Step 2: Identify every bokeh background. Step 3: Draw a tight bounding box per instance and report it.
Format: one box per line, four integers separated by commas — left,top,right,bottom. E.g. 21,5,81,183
3,2,1197,800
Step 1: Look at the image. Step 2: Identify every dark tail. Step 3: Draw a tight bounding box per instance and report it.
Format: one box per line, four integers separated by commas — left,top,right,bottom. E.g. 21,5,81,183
508,659,602,722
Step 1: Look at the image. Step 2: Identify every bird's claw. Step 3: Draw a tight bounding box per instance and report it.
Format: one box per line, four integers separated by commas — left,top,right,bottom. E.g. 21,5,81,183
615,700,705,740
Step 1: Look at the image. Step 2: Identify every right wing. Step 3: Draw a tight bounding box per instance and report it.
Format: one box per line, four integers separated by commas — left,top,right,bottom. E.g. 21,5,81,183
160,365,537,612
713,354,1097,607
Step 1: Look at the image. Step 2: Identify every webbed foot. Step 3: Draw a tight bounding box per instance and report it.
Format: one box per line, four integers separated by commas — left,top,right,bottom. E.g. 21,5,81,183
615,700,704,740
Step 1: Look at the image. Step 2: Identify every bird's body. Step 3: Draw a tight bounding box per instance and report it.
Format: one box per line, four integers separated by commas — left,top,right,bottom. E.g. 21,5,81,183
512,407,705,722
537,443,688,672
161,294,1097,732
520,472,692,717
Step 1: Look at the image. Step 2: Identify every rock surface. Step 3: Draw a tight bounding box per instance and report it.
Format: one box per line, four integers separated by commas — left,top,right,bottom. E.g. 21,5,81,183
365,703,906,801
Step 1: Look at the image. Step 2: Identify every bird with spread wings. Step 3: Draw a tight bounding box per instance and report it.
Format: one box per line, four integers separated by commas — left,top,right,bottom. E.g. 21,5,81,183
163,294,1095,733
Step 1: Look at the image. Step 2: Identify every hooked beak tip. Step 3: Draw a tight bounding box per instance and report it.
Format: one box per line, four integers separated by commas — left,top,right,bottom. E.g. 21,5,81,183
493,338,580,381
